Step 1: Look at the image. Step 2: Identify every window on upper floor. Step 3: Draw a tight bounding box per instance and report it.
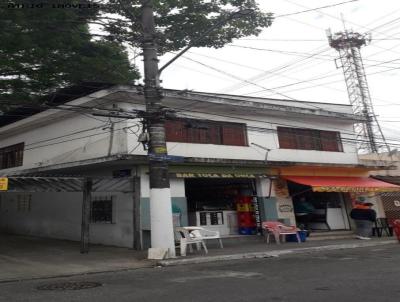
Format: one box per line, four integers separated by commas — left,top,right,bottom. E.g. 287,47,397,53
277,127,343,152
0,143,24,170
165,119,248,146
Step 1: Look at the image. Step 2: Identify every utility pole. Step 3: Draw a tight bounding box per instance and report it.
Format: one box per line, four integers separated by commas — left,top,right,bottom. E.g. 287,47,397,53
139,2,254,258
141,0,175,258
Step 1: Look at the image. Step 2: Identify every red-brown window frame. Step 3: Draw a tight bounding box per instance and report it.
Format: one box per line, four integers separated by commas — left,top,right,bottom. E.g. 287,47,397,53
0,143,24,170
277,127,343,152
165,119,248,146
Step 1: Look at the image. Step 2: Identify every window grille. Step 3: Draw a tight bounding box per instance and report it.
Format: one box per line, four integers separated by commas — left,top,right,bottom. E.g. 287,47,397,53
91,196,113,223
17,194,31,212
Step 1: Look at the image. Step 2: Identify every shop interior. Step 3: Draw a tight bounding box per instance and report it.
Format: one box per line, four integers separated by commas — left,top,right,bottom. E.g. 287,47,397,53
185,178,257,236
287,181,351,231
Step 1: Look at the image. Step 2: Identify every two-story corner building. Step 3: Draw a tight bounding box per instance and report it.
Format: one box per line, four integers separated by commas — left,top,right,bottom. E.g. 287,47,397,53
0,83,398,249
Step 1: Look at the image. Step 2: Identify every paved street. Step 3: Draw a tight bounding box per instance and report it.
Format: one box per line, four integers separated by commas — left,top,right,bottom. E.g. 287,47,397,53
1,244,399,302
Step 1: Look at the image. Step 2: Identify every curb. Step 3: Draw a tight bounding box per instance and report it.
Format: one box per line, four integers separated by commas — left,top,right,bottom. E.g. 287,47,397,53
0,261,156,284
158,240,398,267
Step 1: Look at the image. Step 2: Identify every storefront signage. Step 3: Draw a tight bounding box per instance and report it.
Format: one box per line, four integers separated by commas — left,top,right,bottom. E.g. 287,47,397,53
275,179,289,197
279,205,293,213
313,186,400,193
173,173,270,178
0,178,8,191
112,169,131,178
149,154,185,162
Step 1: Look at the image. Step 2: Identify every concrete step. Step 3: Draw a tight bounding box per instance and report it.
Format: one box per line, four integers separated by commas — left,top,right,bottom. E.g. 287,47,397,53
221,231,357,243
219,231,357,244
307,230,355,241
309,230,354,237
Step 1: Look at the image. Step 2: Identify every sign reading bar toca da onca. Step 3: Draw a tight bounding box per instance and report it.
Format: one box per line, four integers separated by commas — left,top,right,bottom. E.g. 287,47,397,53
0,178,8,191
173,173,270,178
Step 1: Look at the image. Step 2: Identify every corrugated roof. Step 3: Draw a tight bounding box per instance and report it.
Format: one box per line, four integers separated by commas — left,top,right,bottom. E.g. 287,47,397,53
2,176,134,192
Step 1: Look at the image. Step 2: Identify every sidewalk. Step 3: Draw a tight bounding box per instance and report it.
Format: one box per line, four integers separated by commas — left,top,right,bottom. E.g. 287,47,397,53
159,236,398,266
0,234,154,283
0,234,397,283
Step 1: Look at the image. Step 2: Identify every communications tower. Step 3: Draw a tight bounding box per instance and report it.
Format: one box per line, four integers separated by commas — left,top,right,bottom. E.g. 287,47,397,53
327,29,389,153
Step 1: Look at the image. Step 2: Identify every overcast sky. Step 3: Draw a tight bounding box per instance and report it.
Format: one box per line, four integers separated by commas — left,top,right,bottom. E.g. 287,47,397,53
150,0,400,147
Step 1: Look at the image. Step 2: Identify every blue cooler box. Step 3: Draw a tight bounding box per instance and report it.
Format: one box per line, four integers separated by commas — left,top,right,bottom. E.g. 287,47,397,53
239,227,257,235
286,230,307,242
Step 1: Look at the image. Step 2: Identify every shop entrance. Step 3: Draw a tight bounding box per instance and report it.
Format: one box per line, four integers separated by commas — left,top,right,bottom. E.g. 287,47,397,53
287,181,350,231
185,178,257,236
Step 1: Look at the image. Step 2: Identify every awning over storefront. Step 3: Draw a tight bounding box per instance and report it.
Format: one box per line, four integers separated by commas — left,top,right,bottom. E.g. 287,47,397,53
172,172,271,178
284,176,400,193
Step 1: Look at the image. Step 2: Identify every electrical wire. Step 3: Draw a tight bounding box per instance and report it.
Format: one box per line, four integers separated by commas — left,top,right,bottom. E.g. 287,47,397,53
180,56,300,101
175,111,400,149
1,84,399,148
274,0,359,18
4,100,400,158
159,92,400,143
212,4,400,96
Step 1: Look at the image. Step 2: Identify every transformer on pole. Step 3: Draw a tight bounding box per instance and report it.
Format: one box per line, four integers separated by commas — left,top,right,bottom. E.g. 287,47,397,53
326,29,390,154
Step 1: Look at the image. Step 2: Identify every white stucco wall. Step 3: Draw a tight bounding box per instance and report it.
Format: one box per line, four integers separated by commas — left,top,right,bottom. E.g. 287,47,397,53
139,167,185,198
0,191,134,247
0,112,129,173
0,91,359,175
158,111,359,165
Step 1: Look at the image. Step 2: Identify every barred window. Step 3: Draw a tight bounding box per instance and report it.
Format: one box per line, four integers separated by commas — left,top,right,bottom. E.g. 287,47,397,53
91,197,113,223
17,194,31,212
277,127,343,152
0,143,24,170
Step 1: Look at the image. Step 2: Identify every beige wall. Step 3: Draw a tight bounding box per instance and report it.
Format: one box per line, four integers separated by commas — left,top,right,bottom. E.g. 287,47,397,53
359,153,400,176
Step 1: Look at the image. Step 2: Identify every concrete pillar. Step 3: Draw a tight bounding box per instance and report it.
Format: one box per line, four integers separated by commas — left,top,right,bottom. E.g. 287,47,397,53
150,188,176,258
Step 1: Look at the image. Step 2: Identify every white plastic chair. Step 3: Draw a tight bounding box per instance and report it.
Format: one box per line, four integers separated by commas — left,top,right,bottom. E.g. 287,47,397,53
190,228,224,248
175,227,208,256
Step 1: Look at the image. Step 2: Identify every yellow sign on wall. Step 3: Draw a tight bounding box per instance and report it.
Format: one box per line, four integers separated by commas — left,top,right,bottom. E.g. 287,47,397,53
0,178,8,191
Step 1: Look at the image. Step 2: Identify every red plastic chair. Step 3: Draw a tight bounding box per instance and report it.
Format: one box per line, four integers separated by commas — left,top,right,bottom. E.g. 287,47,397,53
262,221,300,244
393,220,400,242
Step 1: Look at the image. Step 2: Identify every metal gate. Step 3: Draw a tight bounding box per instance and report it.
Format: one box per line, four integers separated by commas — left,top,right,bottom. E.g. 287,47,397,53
380,192,400,224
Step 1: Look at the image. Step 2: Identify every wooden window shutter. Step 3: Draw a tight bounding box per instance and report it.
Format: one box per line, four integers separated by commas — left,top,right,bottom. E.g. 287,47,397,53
222,124,247,146
197,128,209,143
208,124,222,144
187,126,208,144
165,120,186,142
166,119,246,146
277,127,296,149
295,129,315,150
321,131,342,152
186,126,196,143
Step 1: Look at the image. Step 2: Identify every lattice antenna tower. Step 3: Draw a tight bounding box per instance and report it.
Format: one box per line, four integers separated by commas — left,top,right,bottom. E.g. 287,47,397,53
326,28,390,153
